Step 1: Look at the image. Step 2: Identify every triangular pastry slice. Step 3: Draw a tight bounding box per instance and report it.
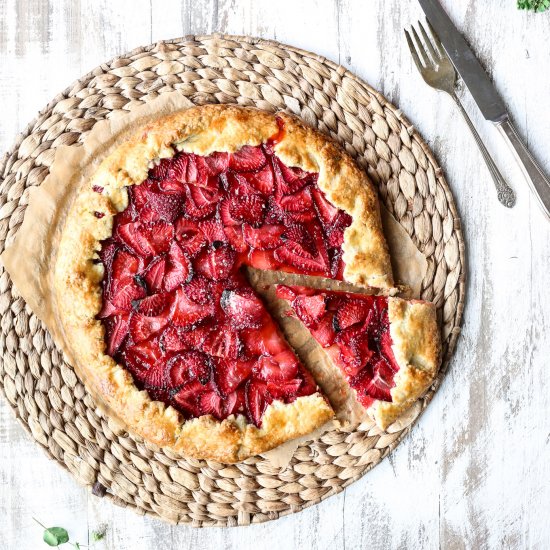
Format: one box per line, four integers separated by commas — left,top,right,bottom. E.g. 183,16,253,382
276,285,441,429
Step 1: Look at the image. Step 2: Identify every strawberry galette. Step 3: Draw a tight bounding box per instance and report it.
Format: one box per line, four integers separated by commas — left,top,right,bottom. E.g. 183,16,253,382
276,286,440,429
54,104,437,462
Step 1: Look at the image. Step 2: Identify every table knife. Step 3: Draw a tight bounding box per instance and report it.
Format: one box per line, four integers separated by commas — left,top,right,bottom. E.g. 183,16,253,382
418,0,550,220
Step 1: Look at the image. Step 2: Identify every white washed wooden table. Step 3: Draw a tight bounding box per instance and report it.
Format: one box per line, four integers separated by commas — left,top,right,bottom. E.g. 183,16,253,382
1,1,549,548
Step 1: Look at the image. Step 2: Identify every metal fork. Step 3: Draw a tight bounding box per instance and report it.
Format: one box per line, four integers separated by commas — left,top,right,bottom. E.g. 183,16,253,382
405,21,515,208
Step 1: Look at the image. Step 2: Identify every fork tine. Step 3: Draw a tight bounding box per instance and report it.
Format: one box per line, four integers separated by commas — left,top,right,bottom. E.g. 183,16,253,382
418,21,439,62
426,19,447,59
411,26,432,68
404,29,424,73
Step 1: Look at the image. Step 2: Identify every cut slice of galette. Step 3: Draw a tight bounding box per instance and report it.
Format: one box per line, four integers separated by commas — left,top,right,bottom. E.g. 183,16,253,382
54,104,397,462
276,285,441,430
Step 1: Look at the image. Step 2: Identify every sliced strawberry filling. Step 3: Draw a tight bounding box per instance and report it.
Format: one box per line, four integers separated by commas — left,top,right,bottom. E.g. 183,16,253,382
276,285,401,408
99,129,353,426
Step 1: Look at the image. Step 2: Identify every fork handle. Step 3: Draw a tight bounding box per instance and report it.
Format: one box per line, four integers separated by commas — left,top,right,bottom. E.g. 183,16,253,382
450,94,516,208
495,118,550,220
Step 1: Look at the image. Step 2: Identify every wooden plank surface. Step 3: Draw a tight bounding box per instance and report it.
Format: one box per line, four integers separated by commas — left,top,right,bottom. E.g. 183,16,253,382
1,1,549,548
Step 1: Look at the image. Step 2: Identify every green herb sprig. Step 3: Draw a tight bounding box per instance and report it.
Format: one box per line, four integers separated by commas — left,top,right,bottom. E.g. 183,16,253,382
518,0,550,12
33,518,106,548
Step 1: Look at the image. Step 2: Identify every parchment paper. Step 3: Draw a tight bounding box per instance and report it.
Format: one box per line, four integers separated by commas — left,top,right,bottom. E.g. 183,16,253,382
0,91,427,468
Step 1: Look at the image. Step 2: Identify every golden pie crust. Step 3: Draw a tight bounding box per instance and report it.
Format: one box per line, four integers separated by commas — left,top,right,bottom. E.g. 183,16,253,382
54,104,397,462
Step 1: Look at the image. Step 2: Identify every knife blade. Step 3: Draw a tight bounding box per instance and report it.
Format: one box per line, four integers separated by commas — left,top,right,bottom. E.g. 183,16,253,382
417,0,507,123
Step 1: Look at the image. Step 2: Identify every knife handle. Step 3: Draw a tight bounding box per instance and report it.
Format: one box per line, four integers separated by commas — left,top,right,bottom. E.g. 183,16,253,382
495,119,550,220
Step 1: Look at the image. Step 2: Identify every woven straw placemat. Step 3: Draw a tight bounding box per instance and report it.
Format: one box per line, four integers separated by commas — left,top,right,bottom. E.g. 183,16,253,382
0,34,465,526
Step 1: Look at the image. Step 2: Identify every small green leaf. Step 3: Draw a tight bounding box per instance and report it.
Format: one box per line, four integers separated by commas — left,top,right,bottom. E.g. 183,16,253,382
517,0,550,11
91,529,105,542
43,526,69,546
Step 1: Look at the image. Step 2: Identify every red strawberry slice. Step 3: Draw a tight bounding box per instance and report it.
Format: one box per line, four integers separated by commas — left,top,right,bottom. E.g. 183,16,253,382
333,210,353,230
219,199,240,227
254,351,299,382
245,380,273,427
111,250,141,285
99,242,118,275
136,292,172,317
171,288,215,327
243,164,274,194
118,221,174,256
185,185,220,219
181,275,212,305
311,313,337,347
109,283,145,311
110,278,146,313
224,388,246,416
138,205,161,223
282,223,316,255
161,325,188,354
199,219,228,244
221,288,264,329
149,157,171,180
129,179,155,210
335,329,373,376
334,299,372,331
273,159,311,194
143,257,166,293
379,329,400,372
279,186,313,212
147,192,185,222
330,249,346,280
275,285,297,302
203,324,241,359
247,249,279,270
168,351,211,387
173,380,208,418
226,172,261,197
178,323,213,349
97,299,119,319
241,323,287,357
243,224,285,250
158,177,186,194
293,294,326,327
312,186,340,226
143,221,174,254
229,145,266,172
228,194,266,226
205,152,230,176
141,361,166,388
352,358,394,402
194,244,236,281
104,314,130,355
193,155,210,188
124,338,164,372
215,358,255,396
274,240,329,276
164,242,192,292
168,153,205,186
223,226,248,253
267,378,303,400
130,313,169,343
175,218,206,257
199,389,224,419
327,227,345,248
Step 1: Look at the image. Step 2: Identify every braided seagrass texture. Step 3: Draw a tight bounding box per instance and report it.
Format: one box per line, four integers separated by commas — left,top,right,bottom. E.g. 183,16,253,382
0,35,465,526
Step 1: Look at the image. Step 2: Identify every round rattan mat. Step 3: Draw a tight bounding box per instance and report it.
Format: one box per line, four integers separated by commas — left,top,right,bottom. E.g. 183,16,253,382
0,34,465,526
